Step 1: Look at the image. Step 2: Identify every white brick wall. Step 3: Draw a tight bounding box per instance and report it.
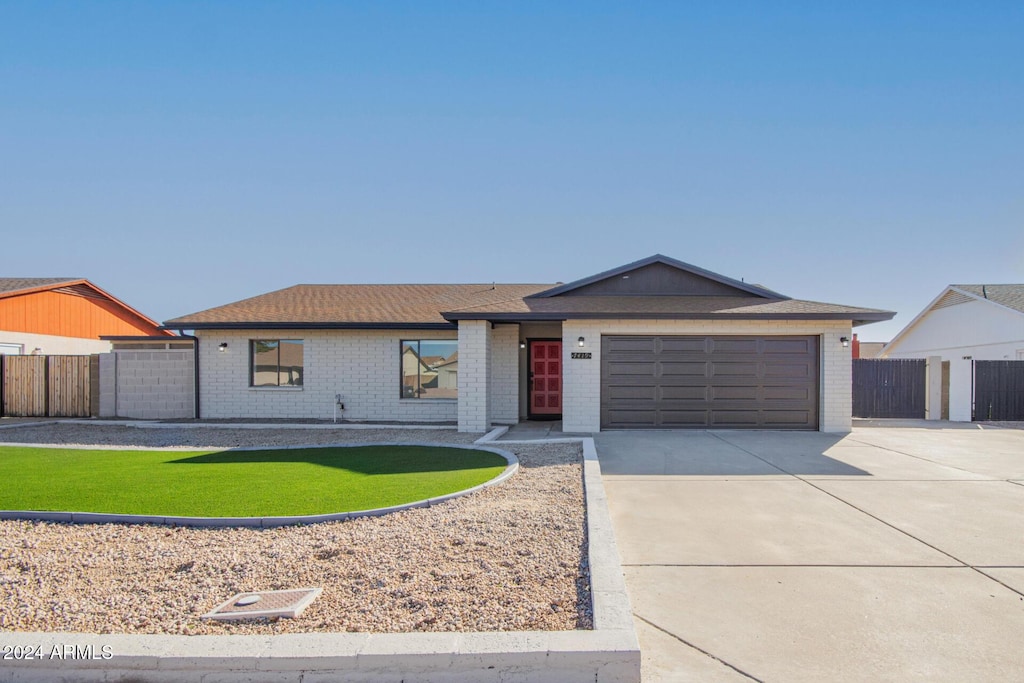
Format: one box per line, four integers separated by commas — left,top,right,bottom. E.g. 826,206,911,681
561,320,853,433
457,321,490,432
489,325,520,425
197,329,459,422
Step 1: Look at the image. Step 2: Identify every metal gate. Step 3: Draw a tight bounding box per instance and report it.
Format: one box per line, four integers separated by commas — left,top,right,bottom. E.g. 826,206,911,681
0,355,95,417
973,361,1024,421
852,359,926,419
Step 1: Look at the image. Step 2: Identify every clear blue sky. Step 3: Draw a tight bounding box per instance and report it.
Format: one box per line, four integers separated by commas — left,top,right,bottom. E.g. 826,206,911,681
2,2,1022,341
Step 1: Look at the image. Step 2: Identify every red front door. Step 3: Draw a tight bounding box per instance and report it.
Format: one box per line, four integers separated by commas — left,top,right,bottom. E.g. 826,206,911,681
529,340,562,416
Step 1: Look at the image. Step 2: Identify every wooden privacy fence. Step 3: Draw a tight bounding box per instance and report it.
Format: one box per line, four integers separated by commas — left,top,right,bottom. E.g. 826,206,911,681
974,360,1024,421
0,355,95,417
852,358,927,419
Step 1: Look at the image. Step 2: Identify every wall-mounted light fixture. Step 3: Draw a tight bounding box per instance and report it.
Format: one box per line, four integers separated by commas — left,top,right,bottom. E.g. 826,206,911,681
578,336,585,348
218,343,229,352
519,341,526,349
840,337,850,348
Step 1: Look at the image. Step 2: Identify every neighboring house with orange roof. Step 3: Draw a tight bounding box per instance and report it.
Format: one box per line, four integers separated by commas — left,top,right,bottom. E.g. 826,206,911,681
0,278,172,356
164,255,894,432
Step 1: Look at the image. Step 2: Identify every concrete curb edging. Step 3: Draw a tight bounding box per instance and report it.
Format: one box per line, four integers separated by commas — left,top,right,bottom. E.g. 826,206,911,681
0,437,641,683
0,443,518,528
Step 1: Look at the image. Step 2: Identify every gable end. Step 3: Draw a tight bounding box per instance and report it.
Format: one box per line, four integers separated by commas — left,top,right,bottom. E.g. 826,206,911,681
528,254,789,300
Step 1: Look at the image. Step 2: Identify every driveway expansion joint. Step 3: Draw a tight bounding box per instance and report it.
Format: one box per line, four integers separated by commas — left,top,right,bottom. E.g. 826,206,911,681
634,614,764,683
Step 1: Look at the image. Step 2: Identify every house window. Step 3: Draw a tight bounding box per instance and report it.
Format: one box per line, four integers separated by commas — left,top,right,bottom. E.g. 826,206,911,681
401,340,458,399
250,340,304,387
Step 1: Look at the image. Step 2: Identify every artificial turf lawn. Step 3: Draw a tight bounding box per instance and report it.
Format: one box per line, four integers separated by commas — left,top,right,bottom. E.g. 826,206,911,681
0,445,508,517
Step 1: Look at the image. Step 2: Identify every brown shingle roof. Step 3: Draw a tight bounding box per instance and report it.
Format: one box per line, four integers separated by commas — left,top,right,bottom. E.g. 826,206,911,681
164,284,556,328
167,285,893,328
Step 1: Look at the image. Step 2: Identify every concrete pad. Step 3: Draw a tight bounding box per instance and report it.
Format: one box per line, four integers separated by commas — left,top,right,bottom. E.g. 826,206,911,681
849,427,1024,479
802,445,992,481
596,431,790,477
981,568,1024,595
626,565,1024,683
632,617,751,683
603,479,951,566
814,480,1024,566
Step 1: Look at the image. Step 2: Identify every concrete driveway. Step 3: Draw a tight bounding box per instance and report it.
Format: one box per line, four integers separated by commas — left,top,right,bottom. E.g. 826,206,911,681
595,423,1024,682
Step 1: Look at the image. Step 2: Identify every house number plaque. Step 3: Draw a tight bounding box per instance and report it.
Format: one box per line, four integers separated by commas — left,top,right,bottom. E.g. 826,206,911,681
571,352,592,359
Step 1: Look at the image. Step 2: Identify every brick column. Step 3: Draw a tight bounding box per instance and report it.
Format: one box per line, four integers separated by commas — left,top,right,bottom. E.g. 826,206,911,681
457,320,491,432
821,326,853,432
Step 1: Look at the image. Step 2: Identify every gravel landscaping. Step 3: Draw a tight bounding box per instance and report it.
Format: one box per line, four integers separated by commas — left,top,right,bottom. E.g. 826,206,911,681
0,424,590,635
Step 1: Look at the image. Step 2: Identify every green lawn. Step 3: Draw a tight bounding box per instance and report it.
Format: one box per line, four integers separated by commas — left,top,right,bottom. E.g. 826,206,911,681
0,445,508,517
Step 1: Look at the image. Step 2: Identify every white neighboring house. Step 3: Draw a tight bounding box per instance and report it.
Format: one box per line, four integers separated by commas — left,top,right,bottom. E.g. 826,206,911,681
880,284,1024,421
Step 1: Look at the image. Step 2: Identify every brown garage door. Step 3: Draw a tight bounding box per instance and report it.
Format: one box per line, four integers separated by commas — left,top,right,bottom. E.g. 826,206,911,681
601,336,819,429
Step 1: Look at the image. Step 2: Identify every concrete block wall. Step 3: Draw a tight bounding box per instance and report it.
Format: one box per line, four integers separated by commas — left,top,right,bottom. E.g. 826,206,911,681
111,350,195,419
457,321,490,432
98,353,117,417
197,329,459,421
561,319,853,433
489,324,519,425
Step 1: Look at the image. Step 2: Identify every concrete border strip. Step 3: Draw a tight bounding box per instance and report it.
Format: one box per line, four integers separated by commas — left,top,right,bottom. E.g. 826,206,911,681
475,425,509,443
0,442,518,528
0,434,640,682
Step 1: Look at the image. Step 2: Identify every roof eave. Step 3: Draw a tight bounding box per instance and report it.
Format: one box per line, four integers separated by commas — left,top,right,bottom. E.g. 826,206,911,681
443,311,896,323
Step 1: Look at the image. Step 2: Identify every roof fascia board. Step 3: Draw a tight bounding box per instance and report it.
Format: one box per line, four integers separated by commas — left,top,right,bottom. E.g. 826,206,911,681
442,311,893,323
526,254,790,300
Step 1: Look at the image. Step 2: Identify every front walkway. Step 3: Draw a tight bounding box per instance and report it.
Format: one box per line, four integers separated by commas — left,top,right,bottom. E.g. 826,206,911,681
597,423,1024,682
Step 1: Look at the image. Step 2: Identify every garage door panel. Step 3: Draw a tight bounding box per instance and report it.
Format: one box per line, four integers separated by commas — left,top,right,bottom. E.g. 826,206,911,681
709,339,760,354
658,338,707,353
605,361,658,376
660,385,709,401
763,385,813,401
710,410,760,426
763,361,815,378
601,335,819,429
711,385,759,401
658,361,709,377
658,410,713,426
710,361,760,377
763,338,814,354
604,337,658,353
762,410,815,426
605,385,658,401
605,409,659,427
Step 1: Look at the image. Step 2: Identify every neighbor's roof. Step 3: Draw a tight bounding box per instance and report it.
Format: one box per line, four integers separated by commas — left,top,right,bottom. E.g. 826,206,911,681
0,278,82,297
164,284,555,329
952,284,1024,315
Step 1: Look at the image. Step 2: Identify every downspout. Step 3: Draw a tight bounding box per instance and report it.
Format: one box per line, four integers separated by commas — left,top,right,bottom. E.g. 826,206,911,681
177,331,201,420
